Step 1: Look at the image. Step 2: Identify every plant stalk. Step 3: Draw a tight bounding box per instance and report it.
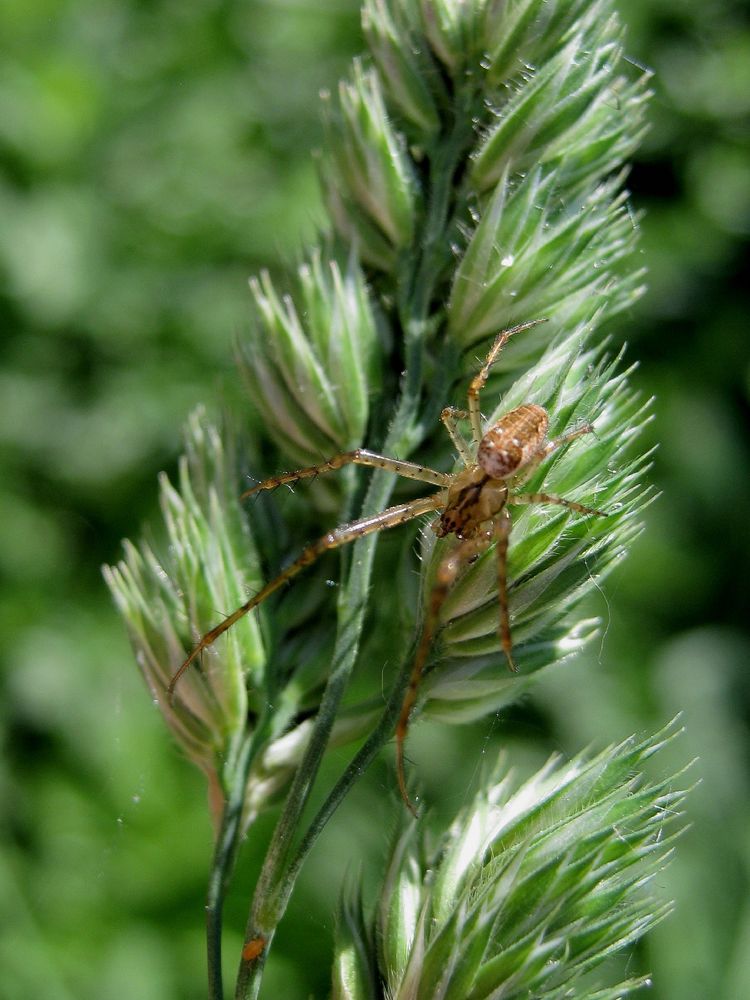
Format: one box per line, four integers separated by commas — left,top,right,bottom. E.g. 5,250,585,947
233,114,472,1000
206,718,274,999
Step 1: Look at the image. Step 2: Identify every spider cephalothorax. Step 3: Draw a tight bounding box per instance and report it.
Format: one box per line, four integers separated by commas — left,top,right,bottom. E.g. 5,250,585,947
435,468,504,539
167,320,607,813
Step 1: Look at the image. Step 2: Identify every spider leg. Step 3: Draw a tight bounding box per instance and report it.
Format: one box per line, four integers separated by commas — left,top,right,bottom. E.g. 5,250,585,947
168,492,447,699
440,407,474,466
513,422,596,488
467,319,548,447
500,493,606,668
492,508,517,672
543,422,595,455
396,531,492,816
513,492,608,517
241,448,449,500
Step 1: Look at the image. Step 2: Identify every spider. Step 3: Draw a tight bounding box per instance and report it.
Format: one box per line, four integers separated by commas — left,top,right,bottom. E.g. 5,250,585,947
167,320,607,814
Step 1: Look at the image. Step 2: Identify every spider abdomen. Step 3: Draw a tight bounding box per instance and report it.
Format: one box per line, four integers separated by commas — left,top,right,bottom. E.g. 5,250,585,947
478,403,548,479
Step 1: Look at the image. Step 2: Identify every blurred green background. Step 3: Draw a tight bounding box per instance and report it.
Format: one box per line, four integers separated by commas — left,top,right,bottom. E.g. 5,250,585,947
1,1,748,998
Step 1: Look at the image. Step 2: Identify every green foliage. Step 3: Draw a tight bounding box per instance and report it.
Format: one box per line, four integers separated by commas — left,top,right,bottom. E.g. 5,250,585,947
325,60,418,265
103,1,678,995
2,0,748,999
238,253,383,466
337,724,685,1000
103,412,263,779
107,0,656,837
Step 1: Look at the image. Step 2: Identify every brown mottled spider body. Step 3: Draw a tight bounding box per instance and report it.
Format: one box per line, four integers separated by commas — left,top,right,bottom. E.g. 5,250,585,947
436,404,548,539
167,320,607,814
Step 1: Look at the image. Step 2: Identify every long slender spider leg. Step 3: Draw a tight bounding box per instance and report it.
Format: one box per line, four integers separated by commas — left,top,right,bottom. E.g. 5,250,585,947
396,532,491,816
513,492,608,517
494,509,516,672
168,493,447,699
241,449,449,500
544,422,595,455
467,319,548,448
512,423,596,489
440,407,474,467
